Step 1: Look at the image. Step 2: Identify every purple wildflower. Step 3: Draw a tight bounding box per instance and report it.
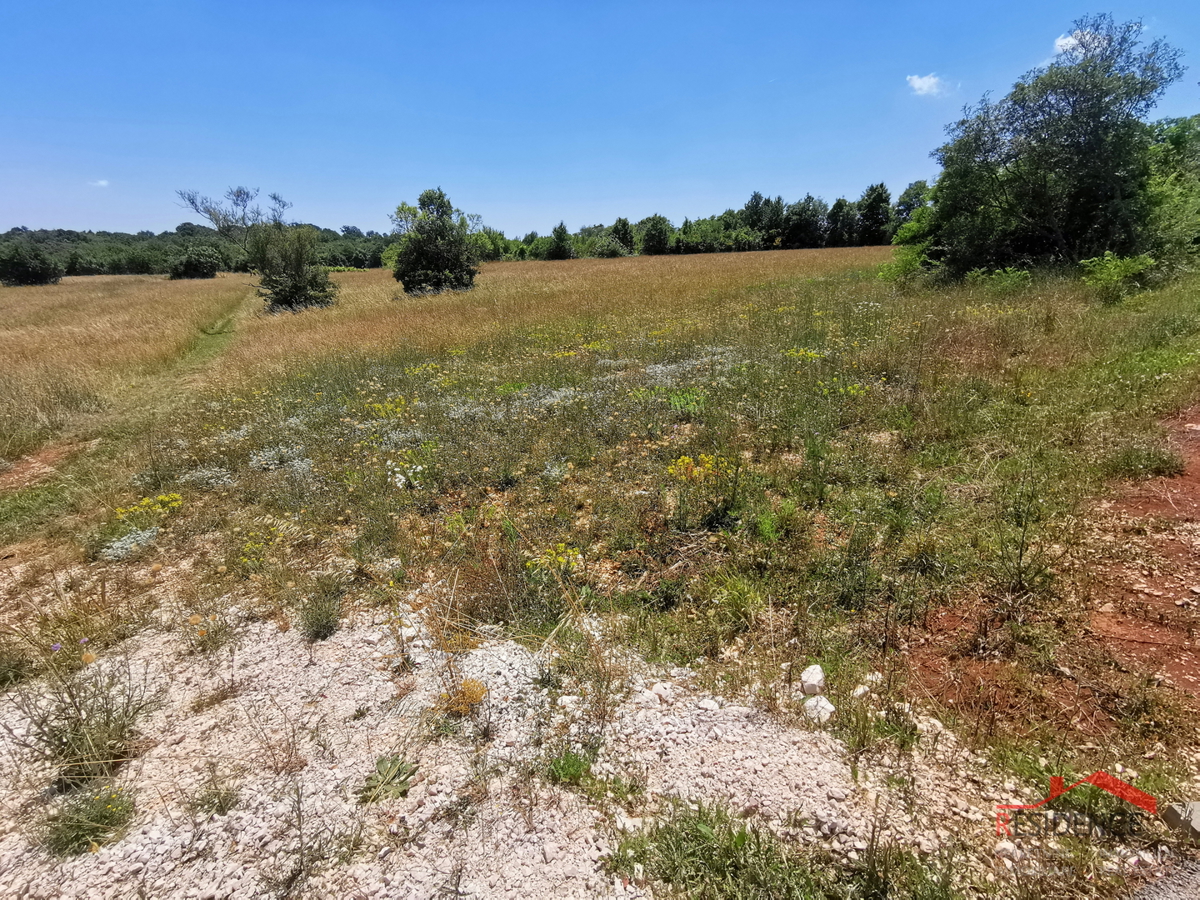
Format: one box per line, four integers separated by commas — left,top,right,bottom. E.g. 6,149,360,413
79,637,89,645
50,643,62,652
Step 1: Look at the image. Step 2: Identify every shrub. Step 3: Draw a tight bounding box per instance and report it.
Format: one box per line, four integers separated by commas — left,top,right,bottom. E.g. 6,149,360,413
0,241,64,286
298,573,345,641
391,188,479,294
640,215,673,255
965,266,1032,295
8,661,159,787
248,225,338,311
592,234,630,258
1080,251,1156,303
42,784,134,856
546,222,576,261
168,244,222,280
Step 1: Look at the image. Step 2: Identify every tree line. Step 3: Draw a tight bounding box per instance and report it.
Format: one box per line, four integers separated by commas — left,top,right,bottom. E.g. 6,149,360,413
3,14,1196,304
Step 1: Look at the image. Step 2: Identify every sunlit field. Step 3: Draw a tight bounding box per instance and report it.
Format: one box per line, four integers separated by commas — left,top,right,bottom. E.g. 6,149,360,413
3,249,1200,896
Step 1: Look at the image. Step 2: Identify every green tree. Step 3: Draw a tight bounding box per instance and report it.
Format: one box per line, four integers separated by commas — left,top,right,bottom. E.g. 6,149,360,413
247,225,338,311
855,183,893,245
546,222,576,260
177,186,336,308
168,244,222,280
0,241,64,286
639,215,673,255
922,14,1184,274
781,195,828,248
391,188,480,294
611,217,634,253
892,181,930,227
825,198,857,247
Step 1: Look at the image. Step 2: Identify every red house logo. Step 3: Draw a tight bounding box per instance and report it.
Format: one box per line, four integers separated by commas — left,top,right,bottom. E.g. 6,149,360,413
996,772,1157,836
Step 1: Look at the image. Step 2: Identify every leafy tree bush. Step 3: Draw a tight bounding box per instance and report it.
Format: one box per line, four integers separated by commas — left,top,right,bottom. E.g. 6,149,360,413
592,234,630,258
168,244,222,280
0,241,64,286
1079,251,1156,303
546,222,576,261
855,183,893,245
391,188,480,294
640,215,673,255
920,15,1184,275
610,217,634,253
248,225,338,311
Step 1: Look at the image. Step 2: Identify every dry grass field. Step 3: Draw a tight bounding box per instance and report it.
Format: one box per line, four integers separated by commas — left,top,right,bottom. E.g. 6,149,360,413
3,249,1200,898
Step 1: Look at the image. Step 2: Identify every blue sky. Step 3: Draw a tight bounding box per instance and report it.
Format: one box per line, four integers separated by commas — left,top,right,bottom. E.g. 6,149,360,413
2,1,1198,237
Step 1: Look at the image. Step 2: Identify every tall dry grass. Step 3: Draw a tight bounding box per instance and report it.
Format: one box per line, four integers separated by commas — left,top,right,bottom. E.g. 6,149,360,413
0,274,252,458
217,248,893,381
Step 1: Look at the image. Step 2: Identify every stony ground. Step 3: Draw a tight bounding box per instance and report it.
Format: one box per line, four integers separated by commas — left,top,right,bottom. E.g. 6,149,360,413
1,552,1193,899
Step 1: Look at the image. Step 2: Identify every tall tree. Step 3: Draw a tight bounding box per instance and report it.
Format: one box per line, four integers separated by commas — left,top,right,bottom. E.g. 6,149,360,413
855,183,893,245
610,217,634,253
825,198,857,248
546,222,576,260
922,14,1184,274
892,181,930,227
391,188,479,294
639,215,673,255
782,195,829,248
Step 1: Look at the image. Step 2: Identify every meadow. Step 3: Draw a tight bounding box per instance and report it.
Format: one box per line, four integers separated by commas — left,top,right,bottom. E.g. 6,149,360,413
2,248,1200,896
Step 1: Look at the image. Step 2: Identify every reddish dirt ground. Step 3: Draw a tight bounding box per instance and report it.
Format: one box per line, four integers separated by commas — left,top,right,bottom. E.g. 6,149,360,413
0,443,81,492
905,408,1200,741
1087,410,1200,698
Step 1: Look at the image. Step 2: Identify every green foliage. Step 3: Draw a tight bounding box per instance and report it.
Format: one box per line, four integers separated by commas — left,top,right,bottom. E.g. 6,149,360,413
964,267,1032,295
42,784,134,856
391,188,480,294
1079,251,1155,303
546,222,576,261
168,244,222,280
612,802,824,899
639,214,673,255
824,198,857,247
925,14,1184,275
610,217,634,253
298,573,344,641
248,225,339,311
591,233,630,258
357,755,417,803
0,240,64,286
856,182,893,245
10,661,159,787
546,749,591,785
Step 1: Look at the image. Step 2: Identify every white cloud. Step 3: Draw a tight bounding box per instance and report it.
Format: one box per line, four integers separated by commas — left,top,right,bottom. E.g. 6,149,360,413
1054,33,1080,54
906,74,945,97
88,179,109,187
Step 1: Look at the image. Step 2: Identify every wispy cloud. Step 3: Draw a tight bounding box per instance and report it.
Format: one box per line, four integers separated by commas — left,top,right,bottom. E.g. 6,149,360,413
88,179,110,188
1054,33,1080,54
906,74,946,97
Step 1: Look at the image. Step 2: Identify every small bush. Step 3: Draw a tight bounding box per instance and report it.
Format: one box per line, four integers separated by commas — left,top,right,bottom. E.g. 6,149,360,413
0,241,64,286
591,234,630,258
9,662,159,787
965,266,1032,295
248,225,338,311
168,245,222,280
1080,251,1155,303
298,574,344,641
546,749,591,785
613,802,824,899
42,784,134,856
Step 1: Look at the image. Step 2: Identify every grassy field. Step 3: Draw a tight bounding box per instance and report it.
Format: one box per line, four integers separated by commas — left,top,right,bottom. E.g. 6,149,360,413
3,248,1200,895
